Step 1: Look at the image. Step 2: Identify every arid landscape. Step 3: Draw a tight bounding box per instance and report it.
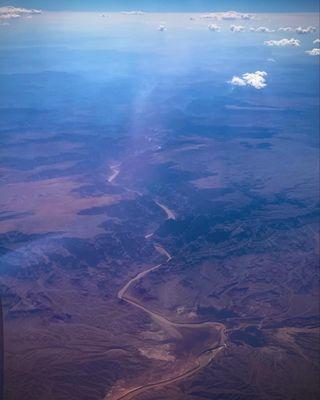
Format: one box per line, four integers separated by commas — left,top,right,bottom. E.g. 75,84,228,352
1,123,319,399
0,4,319,400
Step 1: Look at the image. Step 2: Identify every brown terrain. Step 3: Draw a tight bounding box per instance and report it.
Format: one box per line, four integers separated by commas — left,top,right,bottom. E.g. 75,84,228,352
0,123,319,400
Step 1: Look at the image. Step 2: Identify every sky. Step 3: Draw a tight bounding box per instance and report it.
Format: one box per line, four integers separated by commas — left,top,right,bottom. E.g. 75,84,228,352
0,0,319,12
0,2,319,145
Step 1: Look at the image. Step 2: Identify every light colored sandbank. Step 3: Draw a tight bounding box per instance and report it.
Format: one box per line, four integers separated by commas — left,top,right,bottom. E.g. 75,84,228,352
155,201,176,220
108,164,121,183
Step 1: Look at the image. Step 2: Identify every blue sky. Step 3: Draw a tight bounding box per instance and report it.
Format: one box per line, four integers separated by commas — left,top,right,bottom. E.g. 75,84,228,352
1,0,319,12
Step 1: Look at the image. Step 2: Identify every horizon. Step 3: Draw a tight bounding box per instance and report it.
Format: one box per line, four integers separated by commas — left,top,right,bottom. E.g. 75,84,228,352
0,0,319,12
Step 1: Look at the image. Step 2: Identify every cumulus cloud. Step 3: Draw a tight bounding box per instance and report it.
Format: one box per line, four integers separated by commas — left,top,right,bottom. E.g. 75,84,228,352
0,13,18,20
201,11,254,20
250,26,275,33
121,10,145,15
306,48,320,56
230,25,245,32
0,6,41,20
230,76,247,86
267,58,276,62
158,24,167,32
296,26,316,34
229,71,267,90
208,24,221,32
278,27,293,32
313,38,320,44
219,11,254,20
264,38,301,47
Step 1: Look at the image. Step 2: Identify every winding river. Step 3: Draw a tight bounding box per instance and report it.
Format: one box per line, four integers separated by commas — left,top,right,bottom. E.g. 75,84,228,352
106,163,227,400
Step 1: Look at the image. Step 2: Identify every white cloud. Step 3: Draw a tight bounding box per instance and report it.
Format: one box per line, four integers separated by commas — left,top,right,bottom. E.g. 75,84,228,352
250,26,275,33
230,76,246,86
229,71,268,90
278,27,293,32
264,38,301,47
201,11,254,20
306,48,320,56
0,12,20,20
220,11,254,20
267,58,276,62
121,10,145,15
313,38,320,44
158,24,167,31
0,14,14,20
208,24,221,32
230,24,245,32
296,26,317,34
0,6,41,20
